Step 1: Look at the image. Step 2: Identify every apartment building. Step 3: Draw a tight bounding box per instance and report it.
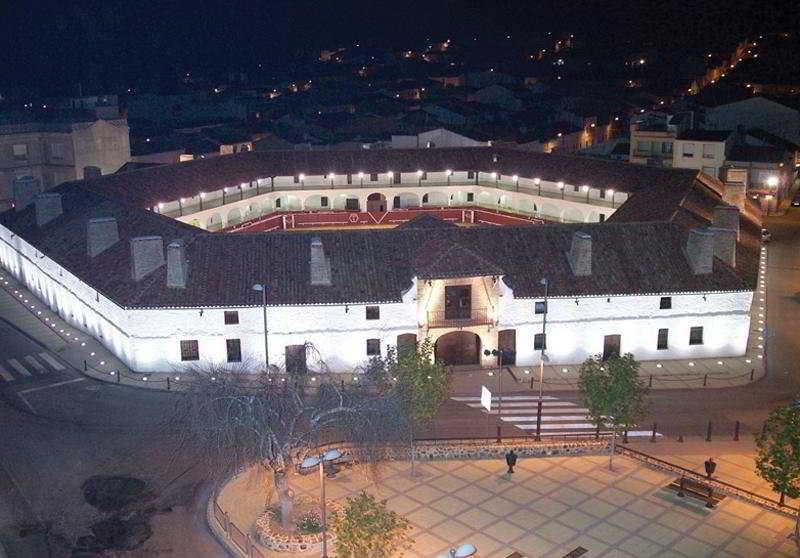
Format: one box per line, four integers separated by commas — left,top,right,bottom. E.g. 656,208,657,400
672,130,734,179
0,113,130,207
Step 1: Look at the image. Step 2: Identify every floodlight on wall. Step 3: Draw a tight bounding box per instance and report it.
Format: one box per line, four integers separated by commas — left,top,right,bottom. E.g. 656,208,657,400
533,177,541,185
766,175,779,188
298,174,305,181
445,169,452,176
416,170,423,177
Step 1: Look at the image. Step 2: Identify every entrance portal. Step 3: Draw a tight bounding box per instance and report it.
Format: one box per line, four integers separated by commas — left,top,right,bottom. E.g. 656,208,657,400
366,192,387,212
434,331,481,365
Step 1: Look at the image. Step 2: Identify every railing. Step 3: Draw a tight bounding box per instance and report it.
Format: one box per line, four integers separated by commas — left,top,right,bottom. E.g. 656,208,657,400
426,307,492,329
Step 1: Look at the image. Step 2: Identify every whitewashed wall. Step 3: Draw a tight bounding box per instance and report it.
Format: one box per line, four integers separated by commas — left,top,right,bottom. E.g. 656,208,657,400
0,222,753,374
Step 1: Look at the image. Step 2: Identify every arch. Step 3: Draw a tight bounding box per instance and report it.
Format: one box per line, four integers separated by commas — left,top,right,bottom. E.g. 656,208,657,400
476,191,496,207
497,194,513,210
207,213,223,231
274,194,301,211
332,193,361,211
537,203,560,220
434,331,481,366
304,194,330,210
366,192,387,212
227,207,243,226
449,191,470,206
516,197,538,215
422,191,448,206
242,202,260,221
561,207,584,223
394,192,420,208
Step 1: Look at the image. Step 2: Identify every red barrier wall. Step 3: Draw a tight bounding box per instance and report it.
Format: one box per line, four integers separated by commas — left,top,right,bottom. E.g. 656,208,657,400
223,207,547,233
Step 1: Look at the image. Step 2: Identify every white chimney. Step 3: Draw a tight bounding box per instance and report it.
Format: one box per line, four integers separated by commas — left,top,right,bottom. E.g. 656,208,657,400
130,236,165,281
87,217,119,257
310,237,331,286
685,228,715,275
166,240,189,289
35,193,62,226
567,232,592,276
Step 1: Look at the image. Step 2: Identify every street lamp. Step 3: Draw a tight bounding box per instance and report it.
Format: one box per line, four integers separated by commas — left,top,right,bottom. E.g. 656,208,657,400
483,348,514,433
300,448,342,558
252,283,269,371
536,277,549,441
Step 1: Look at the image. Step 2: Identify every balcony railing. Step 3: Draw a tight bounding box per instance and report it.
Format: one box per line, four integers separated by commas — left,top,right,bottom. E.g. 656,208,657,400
426,307,492,329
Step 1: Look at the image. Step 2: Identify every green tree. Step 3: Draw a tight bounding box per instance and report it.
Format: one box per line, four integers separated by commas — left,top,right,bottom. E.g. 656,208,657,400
365,337,450,474
755,400,800,539
332,492,414,558
578,353,649,470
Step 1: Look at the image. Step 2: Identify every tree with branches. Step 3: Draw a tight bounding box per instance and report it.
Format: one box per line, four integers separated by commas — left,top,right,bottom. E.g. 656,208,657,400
578,353,649,471
166,354,409,530
364,337,450,474
755,400,800,540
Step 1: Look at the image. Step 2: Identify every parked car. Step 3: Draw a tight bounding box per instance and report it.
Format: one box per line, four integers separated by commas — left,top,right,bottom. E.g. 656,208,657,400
761,228,772,242
792,192,800,207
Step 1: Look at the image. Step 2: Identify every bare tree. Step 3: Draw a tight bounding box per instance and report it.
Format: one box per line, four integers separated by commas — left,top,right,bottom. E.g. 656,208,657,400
164,355,409,530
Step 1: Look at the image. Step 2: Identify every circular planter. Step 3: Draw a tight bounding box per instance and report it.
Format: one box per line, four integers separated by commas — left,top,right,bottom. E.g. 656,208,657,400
255,500,342,553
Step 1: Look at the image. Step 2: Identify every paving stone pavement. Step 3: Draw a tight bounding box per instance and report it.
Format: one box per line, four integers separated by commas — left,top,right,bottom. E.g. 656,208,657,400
218,454,799,557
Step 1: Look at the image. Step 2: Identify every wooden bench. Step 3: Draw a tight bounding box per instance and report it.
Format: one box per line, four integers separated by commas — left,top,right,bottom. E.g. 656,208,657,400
666,476,725,508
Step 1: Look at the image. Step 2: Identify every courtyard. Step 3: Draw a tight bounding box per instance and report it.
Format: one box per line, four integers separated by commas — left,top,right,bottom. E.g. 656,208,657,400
216,452,798,557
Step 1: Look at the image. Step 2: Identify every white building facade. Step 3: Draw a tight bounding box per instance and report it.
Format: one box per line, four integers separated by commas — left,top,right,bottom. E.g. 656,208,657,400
0,148,758,374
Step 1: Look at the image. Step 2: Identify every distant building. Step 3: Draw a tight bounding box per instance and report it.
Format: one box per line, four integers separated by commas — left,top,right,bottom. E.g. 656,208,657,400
0,113,130,207
391,128,489,149
705,97,800,146
672,129,734,179
629,111,694,167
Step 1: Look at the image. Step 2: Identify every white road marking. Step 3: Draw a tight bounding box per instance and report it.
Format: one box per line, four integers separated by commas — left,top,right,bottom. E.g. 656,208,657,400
0,364,13,381
8,359,31,377
24,355,46,373
17,377,85,394
37,352,65,370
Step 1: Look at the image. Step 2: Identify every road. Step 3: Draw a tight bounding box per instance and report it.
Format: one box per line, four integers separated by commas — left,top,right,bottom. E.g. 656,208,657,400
0,328,227,556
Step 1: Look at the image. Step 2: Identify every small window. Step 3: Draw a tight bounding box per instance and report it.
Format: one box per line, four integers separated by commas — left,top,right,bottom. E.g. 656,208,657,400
659,297,672,310
662,142,673,154
573,185,580,192
598,214,606,222
275,198,281,208
345,198,359,210
682,143,695,157
12,144,28,160
393,196,401,209
467,171,475,179
180,340,199,361
50,143,64,160
293,175,300,183
534,301,547,314
421,171,428,180
366,306,380,320
226,339,242,362
393,172,401,184
366,338,381,355
466,193,474,202
534,333,546,350
702,143,714,159
320,196,329,207
689,326,704,345
422,194,429,203
224,311,239,324
347,173,352,184
657,328,669,350
369,173,378,182
599,189,606,199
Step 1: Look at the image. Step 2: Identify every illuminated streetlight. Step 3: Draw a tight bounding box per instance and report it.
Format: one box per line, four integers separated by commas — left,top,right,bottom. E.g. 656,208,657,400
766,175,779,188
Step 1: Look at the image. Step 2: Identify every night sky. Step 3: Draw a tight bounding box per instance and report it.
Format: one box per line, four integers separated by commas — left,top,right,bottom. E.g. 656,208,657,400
0,0,797,98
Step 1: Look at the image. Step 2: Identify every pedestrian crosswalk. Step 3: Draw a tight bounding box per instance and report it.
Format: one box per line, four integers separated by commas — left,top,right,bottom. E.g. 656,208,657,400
452,394,658,438
0,352,67,383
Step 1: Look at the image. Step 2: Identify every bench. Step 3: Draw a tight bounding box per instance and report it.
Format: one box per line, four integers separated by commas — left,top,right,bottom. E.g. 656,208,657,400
665,476,725,508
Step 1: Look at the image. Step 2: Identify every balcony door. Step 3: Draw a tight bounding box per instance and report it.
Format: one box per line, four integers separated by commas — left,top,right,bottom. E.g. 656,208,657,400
444,285,471,320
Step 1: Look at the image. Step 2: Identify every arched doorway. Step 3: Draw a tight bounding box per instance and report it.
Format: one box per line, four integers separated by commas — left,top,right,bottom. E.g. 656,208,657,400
366,193,387,212
434,331,481,365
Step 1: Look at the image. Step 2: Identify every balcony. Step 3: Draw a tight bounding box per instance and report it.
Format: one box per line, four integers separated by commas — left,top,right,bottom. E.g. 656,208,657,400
426,307,492,329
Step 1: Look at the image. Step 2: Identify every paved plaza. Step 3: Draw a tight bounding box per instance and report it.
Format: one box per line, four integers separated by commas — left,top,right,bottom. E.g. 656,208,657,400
218,453,799,557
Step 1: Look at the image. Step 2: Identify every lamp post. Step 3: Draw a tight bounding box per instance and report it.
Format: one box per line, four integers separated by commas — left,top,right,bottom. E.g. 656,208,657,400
300,448,342,558
536,277,549,441
252,283,269,371
484,348,514,434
